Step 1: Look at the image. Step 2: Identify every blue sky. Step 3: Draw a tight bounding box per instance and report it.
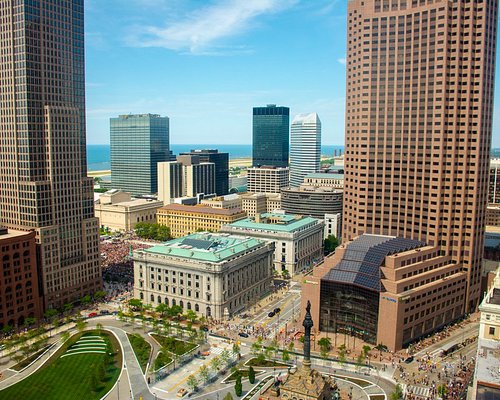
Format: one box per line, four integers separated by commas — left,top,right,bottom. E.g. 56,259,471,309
84,0,500,147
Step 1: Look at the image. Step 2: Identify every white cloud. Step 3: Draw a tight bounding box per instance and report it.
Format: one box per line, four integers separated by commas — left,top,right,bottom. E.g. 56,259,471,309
337,57,346,65
126,0,297,54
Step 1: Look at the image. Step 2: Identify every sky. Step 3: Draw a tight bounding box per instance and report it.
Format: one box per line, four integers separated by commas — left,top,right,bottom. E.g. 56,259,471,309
84,0,500,147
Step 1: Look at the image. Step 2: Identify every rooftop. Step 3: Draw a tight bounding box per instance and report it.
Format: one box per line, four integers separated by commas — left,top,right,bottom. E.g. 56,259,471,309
137,232,266,262
475,337,500,388
291,112,320,125
304,173,344,180
0,228,34,240
323,234,425,291
227,213,319,233
158,204,245,216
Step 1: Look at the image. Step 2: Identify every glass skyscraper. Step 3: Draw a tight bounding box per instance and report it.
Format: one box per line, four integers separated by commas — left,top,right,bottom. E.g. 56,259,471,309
111,114,173,195
289,113,321,187
252,105,290,167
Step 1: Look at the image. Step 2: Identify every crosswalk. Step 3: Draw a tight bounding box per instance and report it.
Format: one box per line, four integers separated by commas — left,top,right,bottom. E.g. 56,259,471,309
407,385,431,399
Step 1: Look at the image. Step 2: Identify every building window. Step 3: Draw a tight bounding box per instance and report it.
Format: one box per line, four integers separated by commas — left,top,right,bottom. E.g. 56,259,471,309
489,326,496,336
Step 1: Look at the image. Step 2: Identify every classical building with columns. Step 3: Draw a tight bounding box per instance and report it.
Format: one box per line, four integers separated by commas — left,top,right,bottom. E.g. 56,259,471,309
133,232,274,319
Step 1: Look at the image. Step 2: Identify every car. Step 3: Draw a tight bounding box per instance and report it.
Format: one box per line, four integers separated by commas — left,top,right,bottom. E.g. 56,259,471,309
200,326,209,332
268,311,275,317
88,312,98,318
100,310,110,315
200,351,210,357
176,388,188,397
238,332,249,338
404,356,414,364
274,307,281,314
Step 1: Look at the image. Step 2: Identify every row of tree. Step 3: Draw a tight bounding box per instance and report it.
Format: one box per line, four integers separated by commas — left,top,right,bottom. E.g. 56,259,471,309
135,222,171,241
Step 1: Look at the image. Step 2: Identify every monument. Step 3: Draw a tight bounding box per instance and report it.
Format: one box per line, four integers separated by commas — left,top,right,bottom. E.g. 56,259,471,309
278,301,336,400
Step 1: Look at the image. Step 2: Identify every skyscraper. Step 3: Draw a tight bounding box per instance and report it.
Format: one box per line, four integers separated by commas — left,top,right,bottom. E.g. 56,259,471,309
180,149,229,195
289,113,321,187
343,0,497,310
0,0,102,309
111,114,173,195
253,105,290,167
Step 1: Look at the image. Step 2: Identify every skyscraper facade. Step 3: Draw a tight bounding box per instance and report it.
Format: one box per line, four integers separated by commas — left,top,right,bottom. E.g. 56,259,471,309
111,114,172,195
0,0,101,309
252,105,290,167
180,149,229,195
289,113,321,187
343,0,497,312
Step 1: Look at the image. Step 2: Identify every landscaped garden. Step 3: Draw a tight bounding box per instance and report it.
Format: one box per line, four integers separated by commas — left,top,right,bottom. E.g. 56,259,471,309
151,334,196,355
0,330,122,400
127,333,151,373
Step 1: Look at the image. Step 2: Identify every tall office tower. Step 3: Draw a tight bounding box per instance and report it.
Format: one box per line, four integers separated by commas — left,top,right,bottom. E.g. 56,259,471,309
343,0,498,312
158,155,215,203
253,105,290,167
180,149,229,195
490,159,500,204
0,0,102,309
289,113,321,187
111,114,173,195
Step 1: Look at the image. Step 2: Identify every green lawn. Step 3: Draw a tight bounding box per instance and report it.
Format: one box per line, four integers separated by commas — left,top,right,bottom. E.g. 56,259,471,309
151,334,196,355
0,331,122,400
127,333,151,373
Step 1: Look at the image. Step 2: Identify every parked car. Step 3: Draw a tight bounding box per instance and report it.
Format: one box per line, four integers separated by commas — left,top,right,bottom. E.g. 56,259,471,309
88,312,98,318
274,307,281,314
238,332,249,338
177,388,188,397
404,356,414,364
100,310,110,315
268,311,275,318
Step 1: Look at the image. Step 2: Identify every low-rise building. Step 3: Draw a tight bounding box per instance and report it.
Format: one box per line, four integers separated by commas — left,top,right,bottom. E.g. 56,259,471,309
0,227,42,328
156,204,246,238
241,193,282,217
200,194,242,210
133,232,274,319
247,166,289,194
221,213,323,277
472,267,500,399
94,190,163,231
303,172,344,189
486,205,500,227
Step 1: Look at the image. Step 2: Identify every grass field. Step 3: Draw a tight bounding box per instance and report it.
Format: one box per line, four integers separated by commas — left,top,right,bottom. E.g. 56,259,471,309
127,333,151,373
151,334,196,355
0,331,122,400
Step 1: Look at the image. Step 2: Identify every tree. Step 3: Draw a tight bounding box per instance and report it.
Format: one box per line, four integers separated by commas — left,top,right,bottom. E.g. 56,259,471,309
251,337,263,358
44,308,58,322
288,341,295,352
324,235,339,255
337,344,347,365
61,331,70,343
187,374,198,392
232,342,240,357
155,303,169,318
220,349,231,368
199,365,210,385
318,337,332,358
234,375,242,396
167,305,183,319
390,384,404,400
93,290,107,302
282,349,290,363
76,317,87,333
210,356,222,374
81,295,92,306
437,385,447,399
24,317,37,328
248,366,256,384
185,309,197,324
362,345,371,358
128,298,143,312
135,222,171,241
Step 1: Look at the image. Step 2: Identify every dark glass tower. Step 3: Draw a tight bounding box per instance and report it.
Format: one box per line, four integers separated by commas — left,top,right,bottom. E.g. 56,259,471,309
252,105,290,167
111,114,173,195
180,149,229,195
0,0,101,309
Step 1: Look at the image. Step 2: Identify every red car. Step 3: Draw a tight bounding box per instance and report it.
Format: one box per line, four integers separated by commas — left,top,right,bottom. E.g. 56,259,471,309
88,312,98,318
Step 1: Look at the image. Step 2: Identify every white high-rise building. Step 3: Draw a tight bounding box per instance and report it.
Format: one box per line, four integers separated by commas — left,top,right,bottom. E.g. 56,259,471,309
290,113,321,187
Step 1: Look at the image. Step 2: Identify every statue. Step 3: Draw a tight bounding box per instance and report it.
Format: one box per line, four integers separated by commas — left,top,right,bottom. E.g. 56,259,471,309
302,300,314,367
